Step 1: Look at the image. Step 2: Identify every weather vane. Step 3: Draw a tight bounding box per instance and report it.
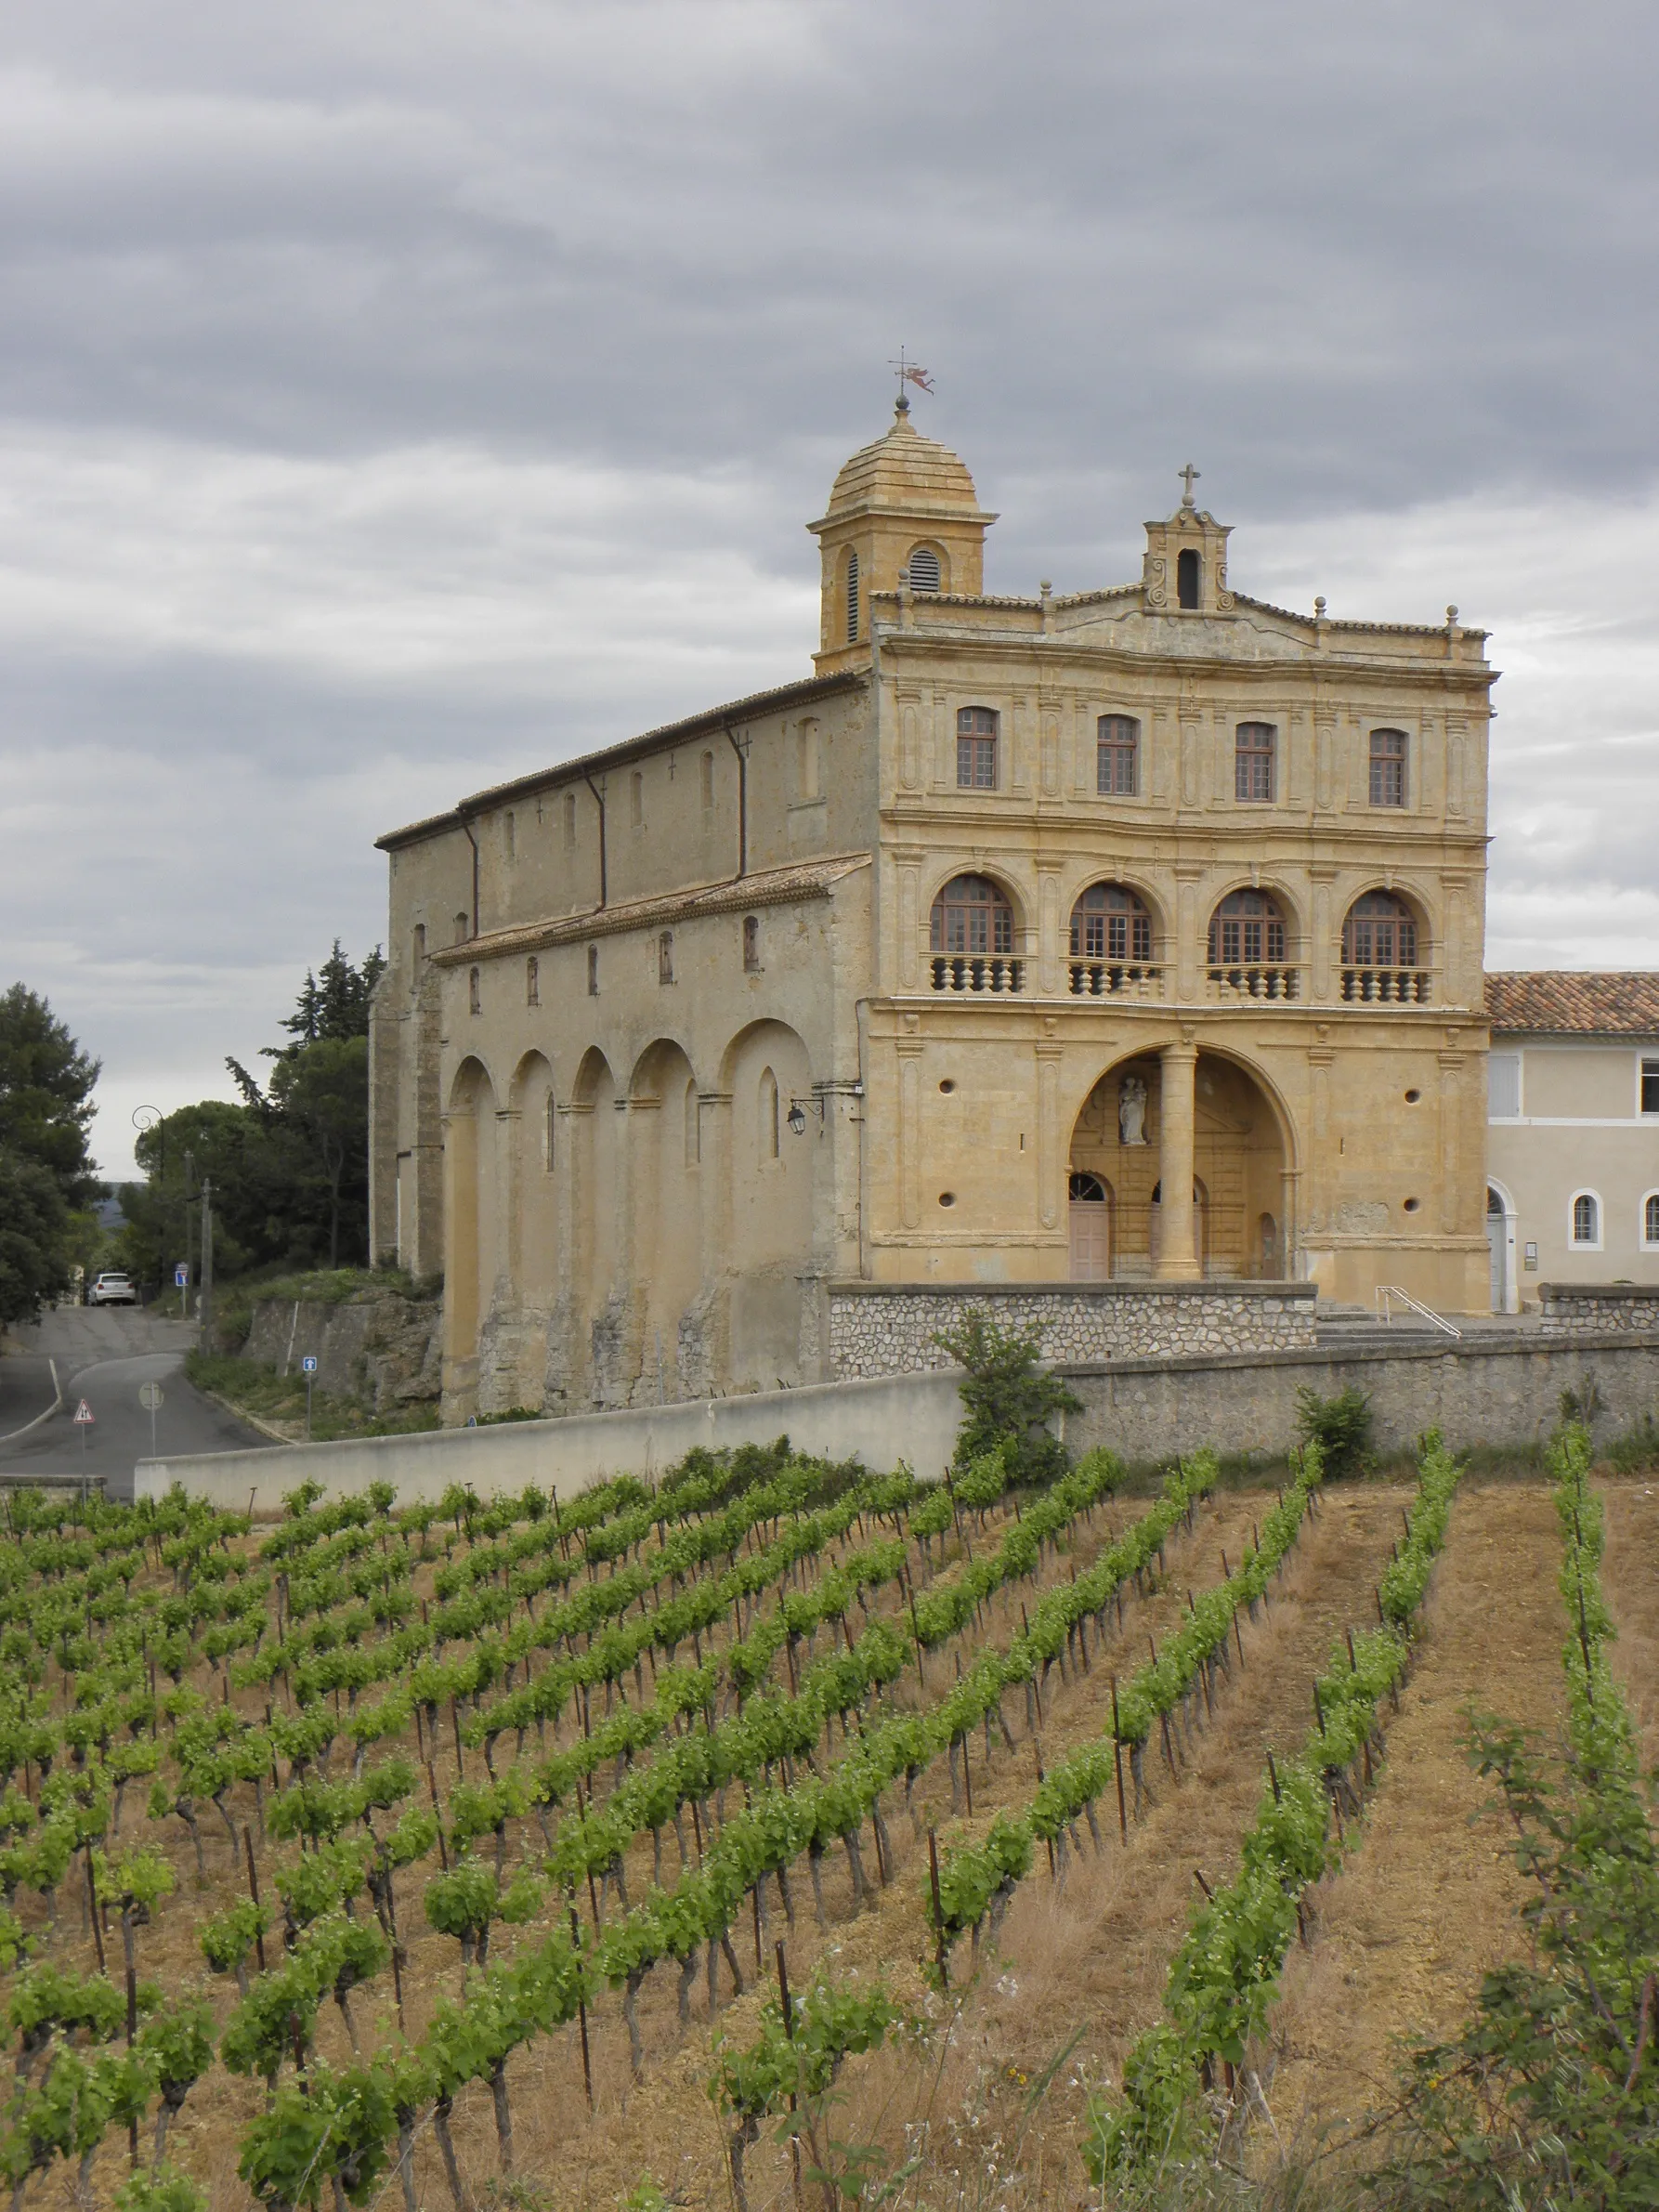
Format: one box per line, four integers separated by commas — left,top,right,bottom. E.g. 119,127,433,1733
890,347,934,411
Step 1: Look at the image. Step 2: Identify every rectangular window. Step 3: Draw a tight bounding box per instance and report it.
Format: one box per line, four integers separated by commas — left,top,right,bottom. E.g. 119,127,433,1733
658,930,674,985
504,810,516,861
700,750,714,811
1234,722,1275,802
630,770,644,828
1642,1058,1659,1114
1488,1053,1521,1119
526,956,539,1007
956,705,999,789
468,967,481,1015
586,944,599,997
1369,727,1408,806
563,792,577,850
1097,714,1139,796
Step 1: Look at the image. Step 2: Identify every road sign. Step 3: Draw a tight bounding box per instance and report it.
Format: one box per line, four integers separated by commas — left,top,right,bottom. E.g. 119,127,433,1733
137,1382,164,1412
174,1265,189,1289
72,1399,95,1425
301,1355,319,1374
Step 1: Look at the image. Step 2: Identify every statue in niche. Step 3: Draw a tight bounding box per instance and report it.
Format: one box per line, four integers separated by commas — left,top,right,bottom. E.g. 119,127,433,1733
1118,1072,1148,1146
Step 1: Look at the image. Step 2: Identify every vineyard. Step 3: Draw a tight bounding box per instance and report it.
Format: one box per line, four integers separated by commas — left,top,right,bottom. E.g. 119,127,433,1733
0,1390,1652,2212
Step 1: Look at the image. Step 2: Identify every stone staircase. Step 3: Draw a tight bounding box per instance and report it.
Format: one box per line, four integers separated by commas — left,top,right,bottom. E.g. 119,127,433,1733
1314,1298,1453,1352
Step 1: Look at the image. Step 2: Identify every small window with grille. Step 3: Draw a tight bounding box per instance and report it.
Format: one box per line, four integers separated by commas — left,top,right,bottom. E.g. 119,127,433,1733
1644,1192,1659,1248
1097,714,1140,795
956,706,999,789
1369,727,1408,806
907,545,941,593
1571,1191,1600,1248
1234,723,1275,802
845,552,860,642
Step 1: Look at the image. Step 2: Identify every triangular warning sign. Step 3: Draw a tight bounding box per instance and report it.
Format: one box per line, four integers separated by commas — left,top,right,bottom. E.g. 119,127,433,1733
72,1399,95,1425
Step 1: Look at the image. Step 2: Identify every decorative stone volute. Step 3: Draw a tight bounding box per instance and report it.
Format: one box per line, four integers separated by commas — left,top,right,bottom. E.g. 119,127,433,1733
1143,464,1235,617
808,398,997,671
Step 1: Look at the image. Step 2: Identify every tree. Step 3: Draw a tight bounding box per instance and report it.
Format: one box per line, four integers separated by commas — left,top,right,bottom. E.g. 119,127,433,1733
0,986,100,1206
0,1153,71,1326
0,987,100,1321
275,943,386,1053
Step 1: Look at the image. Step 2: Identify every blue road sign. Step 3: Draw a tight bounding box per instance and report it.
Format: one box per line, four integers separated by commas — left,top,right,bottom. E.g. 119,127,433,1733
301,1355,319,1374
175,1265,189,1289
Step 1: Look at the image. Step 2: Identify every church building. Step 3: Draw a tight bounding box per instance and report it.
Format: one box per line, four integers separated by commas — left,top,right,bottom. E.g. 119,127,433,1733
370,402,1496,1418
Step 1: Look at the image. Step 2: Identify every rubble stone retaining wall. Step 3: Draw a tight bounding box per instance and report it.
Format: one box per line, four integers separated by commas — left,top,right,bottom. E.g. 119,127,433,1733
239,1293,442,1415
1538,1284,1659,1335
827,1280,1317,1378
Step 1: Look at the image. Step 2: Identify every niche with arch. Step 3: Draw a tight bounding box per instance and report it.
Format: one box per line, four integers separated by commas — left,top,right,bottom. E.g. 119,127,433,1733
628,1040,703,1398
509,1052,557,1315
725,1020,814,1389
444,1058,501,1374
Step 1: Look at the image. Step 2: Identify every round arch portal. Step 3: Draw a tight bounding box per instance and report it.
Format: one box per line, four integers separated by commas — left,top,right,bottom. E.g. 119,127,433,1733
1065,1046,1293,1280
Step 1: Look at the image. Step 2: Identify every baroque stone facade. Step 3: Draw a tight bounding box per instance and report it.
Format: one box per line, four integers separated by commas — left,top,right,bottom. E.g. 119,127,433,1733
827,1281,1317,1378
370,401,1496,1421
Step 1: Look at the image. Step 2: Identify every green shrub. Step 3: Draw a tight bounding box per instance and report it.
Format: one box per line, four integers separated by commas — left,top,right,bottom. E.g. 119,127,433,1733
1292,1383,1372,1479
933,1307,1080,1487
1608,1412,1659,1473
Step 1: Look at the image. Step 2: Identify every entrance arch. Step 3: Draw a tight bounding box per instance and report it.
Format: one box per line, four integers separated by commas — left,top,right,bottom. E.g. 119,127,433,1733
1067,1047,1290,1278
1486,1182,1517,1314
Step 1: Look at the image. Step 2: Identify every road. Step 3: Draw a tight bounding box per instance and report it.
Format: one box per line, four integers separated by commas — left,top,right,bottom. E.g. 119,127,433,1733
0,1305,268,1489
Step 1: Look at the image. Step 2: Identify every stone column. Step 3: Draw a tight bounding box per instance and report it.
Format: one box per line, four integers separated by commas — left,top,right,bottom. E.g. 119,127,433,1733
1156,1041,1201,1280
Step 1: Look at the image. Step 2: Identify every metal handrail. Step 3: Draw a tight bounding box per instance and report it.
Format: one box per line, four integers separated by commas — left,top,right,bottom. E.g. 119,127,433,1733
1375,1285,1462,1340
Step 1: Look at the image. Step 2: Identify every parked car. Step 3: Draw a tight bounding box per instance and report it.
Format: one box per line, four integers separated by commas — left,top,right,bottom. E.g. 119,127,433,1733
86,1272,137,1306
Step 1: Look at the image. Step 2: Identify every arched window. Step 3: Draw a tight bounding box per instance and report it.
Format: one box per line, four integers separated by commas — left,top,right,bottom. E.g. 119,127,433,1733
1177,547,1200,609
454,910,470,945
658,930,674,985
956,706,999,789
411,923,425,971
931,874,1014,957
906,545,941,593
1069,883,1152,962
1234,723,1276,802
1571,1191,1600,1248
526,956,539,1007
1343,891,1418,968
1208,889,1287,967
586,944,599,997
1643,1192,1659,1248
1097,714,1140,795
759,1067,779,1161
685,1079,700,1167
544,1092,556,1171
742,914,762,972
468,966,481,1014
845,551,860,642
1369,727,1408,806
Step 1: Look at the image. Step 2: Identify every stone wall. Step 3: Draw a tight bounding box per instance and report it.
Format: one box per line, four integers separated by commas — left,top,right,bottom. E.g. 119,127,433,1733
1062,1330,1659,1463
239,1292,442,1416
827,1280,1317,1378
1538,1283,1659,1334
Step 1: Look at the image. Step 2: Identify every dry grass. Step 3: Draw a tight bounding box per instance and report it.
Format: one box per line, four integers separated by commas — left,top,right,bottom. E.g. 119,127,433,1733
1261,1481,1571,2152
1599,1472,1659,1773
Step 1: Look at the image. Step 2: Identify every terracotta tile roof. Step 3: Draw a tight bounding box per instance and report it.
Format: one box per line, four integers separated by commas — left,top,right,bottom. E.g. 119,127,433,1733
432,851,871,962
1485,972,1659,1035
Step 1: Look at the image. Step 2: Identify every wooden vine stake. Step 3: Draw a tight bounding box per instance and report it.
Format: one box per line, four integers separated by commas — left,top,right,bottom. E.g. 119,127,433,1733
569,1904,594,2113
927,1829,948,1988
1110,1677,1128,1842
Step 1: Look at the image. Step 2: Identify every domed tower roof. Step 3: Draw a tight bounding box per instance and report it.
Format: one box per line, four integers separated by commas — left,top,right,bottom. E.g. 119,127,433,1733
815,399,993,526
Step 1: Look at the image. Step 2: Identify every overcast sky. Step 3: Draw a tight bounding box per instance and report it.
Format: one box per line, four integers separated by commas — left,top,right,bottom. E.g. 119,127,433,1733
3,1,1656,1178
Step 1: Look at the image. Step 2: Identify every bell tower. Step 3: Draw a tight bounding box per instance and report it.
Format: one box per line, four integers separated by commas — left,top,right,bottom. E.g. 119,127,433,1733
1143,463,1235,617
807,399,997,673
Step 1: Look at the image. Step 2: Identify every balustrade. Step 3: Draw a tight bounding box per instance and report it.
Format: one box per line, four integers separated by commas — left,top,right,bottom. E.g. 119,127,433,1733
1340,966,1432,1004
929,955,1025,995
1066,962,1165,1000
1204,964,1302,1002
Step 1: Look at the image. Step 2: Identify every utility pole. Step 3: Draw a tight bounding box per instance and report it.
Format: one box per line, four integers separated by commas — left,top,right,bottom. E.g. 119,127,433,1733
200,1177,214,1342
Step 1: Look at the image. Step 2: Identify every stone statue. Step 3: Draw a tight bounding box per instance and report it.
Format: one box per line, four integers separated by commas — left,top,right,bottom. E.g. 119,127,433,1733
1118,1073,1148,1146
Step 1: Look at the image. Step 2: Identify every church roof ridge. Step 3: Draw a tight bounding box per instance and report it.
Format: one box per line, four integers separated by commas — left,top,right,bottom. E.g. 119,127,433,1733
375,669,867,850
430,850,873,962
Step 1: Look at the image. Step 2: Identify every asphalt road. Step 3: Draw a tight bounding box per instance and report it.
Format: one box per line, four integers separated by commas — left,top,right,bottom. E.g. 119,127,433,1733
0,1306,267,1486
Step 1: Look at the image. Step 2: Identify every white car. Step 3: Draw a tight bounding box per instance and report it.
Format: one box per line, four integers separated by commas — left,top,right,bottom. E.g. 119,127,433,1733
86,1272,137,1306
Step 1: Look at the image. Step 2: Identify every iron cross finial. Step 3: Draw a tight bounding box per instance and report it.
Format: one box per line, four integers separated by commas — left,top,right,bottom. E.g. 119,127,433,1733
1179,462,1201,509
